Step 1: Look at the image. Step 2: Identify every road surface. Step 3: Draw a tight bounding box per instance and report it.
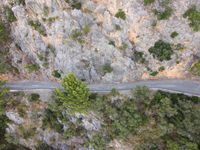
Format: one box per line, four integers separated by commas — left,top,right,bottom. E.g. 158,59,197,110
5,79,200,97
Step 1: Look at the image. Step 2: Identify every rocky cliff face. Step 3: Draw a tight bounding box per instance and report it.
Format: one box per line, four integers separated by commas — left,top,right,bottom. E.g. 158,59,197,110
1,0,200,82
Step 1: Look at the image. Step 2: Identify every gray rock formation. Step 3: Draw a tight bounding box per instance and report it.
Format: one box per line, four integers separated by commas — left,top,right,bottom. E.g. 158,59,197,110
1,0,200,82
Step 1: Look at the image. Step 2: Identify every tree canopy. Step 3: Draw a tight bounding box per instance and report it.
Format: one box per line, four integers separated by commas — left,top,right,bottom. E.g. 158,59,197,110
55,73,90,113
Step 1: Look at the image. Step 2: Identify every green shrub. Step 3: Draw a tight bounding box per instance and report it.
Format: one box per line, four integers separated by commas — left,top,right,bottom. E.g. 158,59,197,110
132,51,146,63
25,64,40,73
183,5,200,31
65,0,82,10
115,24,121,30
47,44,56,56
36,142,56,150
91,94,144,140
190,61,200,76
28,20,47,36
82,25,90,35
18,125,36,139
148,40,173,61
144,0,155,5
154,7,173,20
119,43,128,51
0,22,9,43
42,109,64,133
158,66,165,72
84,134,107,149
55,73,90,113
28,93,40,102
52,70,61,78
108,40,115,47
70,26,90,44
4,7,16,23
115,9,126,20
16,0,26,5
170,31,179,38
70,29,84,44
102,63,113,74
0,49,19,74
43,6,49,16
150,71,158,76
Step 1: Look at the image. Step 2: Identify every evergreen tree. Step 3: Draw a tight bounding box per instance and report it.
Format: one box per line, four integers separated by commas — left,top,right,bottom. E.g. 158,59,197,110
55,73,90,113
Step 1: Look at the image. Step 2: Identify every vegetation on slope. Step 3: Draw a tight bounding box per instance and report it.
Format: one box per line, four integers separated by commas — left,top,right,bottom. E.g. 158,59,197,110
1,74,200,149
0,81,29,150
55,73,90,113
183,5,200,32
148,40,173,61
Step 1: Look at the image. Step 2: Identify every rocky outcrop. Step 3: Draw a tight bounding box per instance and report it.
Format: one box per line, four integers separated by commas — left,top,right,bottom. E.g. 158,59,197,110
1,0,200,82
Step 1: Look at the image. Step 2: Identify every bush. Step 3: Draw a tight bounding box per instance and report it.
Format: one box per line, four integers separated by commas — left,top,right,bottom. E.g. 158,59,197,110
132,51,145,63
154,7,173,20
119,43,128,51
28,20,47,36
25,64,40,73
28,93,40,102
0,22,9,43
144,0,155,5
84,134,107,149
158,66,165,72
52,70,61,78
115,24,121,30
43,6,49,16
55,73,90,113
36,142,56,150
150,71,158,76
42,109,64,133
82,25,90,35
16,0,26,6
4,7,16,23
65,0,82,10
183,5,200,31
70,29,84,44
115,9,126,20
148,40,173,61
190,61,200,76
170,31,179,38
102,63,113,74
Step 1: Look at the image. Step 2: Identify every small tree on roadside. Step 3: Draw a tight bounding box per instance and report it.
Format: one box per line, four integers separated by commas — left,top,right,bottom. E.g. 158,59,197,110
55,73,90,113
0,81,8,144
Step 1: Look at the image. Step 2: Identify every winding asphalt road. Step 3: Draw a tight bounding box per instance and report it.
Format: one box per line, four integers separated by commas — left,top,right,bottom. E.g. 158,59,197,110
4,79,200,97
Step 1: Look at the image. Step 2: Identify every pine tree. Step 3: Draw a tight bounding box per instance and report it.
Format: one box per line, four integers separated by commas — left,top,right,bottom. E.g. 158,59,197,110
55,73,90,113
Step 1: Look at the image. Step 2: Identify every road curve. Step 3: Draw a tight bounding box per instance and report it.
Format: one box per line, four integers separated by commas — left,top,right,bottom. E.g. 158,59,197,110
4,79,200,97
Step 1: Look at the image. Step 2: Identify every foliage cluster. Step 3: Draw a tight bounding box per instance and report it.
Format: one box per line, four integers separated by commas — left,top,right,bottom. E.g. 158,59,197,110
115,9,126,20
154,6,173,20
0,22,9,44
132,51,146,64
87,86,200,149
183,5,200,31
70,26,90,44
52,70,61,78
144,0,173,20
148,40,173,61
0,49,19,75
25,63,40,73
102,63,113,75
144,0,155,5
55,73,90,113
4,7,17,23
0,82,29,149
28,20,47,36
65,0,82,10
170,31,179,38
28,93,40,102
190,61,200,76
